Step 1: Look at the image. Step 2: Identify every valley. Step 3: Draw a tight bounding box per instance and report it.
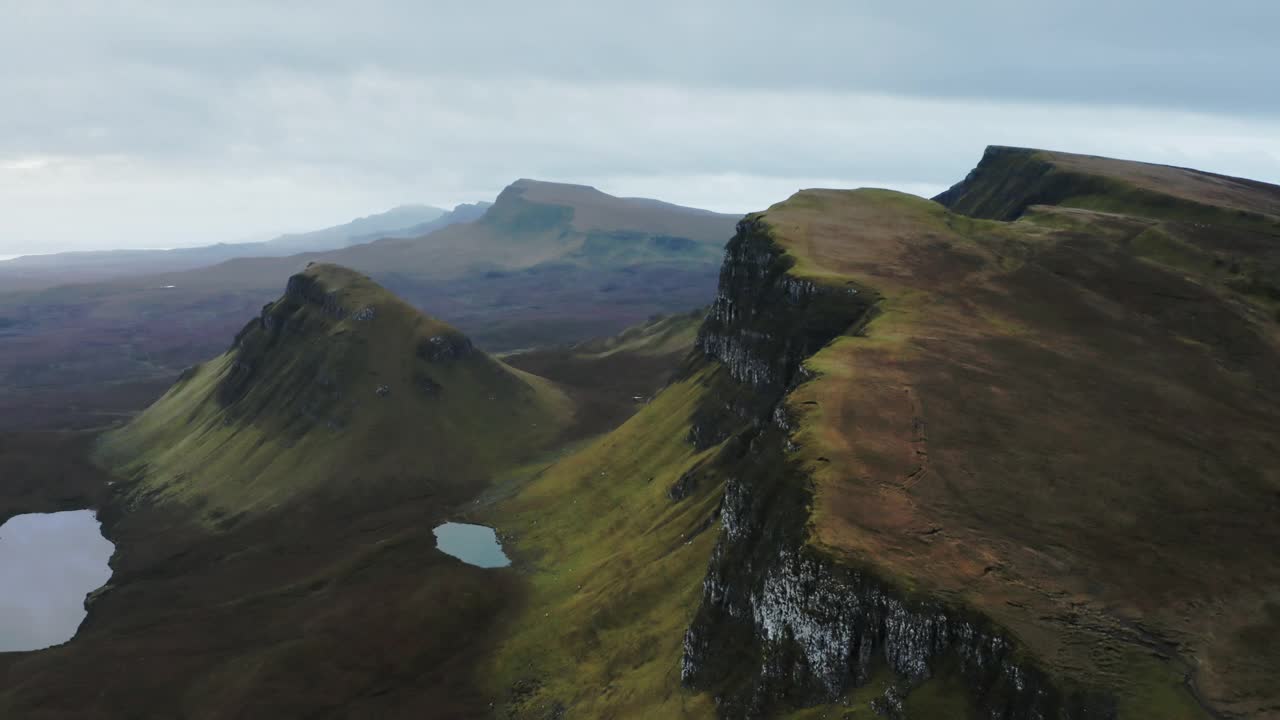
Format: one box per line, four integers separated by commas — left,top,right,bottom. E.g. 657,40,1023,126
1,147,1278,719
0,181,735,432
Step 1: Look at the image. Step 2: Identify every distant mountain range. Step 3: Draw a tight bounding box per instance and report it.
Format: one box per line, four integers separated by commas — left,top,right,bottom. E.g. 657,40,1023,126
0,180,736,430
3,148,1279,718
0,202,491,292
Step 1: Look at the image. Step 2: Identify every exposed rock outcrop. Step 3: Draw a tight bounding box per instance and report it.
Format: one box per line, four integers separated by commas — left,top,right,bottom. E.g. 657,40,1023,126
680,217,1116,719
695,216,872,395
417,334,475,363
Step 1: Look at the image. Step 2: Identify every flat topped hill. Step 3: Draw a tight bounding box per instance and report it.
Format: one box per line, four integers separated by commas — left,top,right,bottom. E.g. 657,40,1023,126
936,144,1280,226
98,263,572,520
1036,148,1280,218
760,171,1280,715
0,179,738,433
150,178,736,294
505,178,733,236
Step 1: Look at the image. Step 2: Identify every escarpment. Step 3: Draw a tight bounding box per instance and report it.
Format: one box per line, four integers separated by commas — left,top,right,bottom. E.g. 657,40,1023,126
696,216,875,394
677,214,1115,718
935,145,1280,229
670,160,1280,719
686,216,875,450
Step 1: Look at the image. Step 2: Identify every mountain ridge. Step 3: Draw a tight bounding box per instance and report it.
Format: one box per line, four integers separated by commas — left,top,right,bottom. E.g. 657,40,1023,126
480,149,1280,719
97,262,573,520
4,149,1278,718
0,180,737,432
0,203,462,292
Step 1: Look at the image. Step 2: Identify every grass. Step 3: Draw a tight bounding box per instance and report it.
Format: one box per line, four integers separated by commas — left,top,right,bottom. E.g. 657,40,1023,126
0,296,718,719
480,367,727,718
12,150,1279,718
568,308,704,359
97,264,574,522
744,186,1277,717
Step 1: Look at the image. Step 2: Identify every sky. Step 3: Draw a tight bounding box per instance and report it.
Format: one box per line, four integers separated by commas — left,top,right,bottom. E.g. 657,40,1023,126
2,0,1279,256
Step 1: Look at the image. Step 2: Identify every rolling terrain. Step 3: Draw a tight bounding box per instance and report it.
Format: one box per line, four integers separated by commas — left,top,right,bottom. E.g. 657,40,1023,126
0,203,455,292
0,265,700,718
2,147,1277,719
0,182,735,431
480,147,1280,719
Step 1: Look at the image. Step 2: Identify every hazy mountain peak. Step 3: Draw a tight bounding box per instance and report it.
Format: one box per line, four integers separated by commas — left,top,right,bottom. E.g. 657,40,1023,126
484,177,738,237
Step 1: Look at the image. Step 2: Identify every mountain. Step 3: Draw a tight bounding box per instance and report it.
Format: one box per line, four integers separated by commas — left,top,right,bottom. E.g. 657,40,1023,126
7,147,1274,718
347,201,493,244
0,203,453,292
0,276,692,718
479,147,1280,718
0,181,736,431
97,263,573,520
257,204,446,255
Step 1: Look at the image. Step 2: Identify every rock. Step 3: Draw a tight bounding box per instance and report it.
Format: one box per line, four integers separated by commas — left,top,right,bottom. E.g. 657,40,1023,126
871,684,906,718
668,467,701,501
285,273,348,318
375,384,390,397
678,216,1116,719
417,333,474,363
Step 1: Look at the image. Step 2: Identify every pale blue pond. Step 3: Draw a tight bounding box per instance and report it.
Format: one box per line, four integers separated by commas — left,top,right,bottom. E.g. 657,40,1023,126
0,510,114,652
433,522,510,568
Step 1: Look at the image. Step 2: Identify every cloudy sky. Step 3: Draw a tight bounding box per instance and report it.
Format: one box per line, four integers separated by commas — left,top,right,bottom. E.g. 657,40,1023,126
3,1,1278,256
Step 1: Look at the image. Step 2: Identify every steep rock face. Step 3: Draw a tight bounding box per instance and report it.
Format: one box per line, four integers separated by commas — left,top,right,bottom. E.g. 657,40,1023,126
930,146,1095,220
935,145,1280,230
687,216,873,451
218,270,353,408
684,452,1116,719
680,219,1115,719
696,216,872,394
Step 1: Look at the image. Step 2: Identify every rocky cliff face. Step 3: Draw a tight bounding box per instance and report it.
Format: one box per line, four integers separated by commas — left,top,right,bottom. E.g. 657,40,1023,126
680,218,1117,719
696,216,871,394
685,216,873,452
931,145,1112,221
218,270,344,408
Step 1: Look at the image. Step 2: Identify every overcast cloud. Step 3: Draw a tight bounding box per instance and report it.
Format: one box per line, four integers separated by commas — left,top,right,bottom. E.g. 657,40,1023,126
2,1,1278,255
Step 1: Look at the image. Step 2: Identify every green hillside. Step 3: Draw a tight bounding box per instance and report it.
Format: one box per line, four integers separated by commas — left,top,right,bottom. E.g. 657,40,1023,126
0,288,704,718
481,149,1280,719
5,148,1277,720
98,262,573,521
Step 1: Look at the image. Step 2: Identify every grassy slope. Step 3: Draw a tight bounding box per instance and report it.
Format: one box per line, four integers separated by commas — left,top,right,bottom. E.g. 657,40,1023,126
481,160,1280,718
481,367,725,719
98,262,573,521
502,309,706,441
763,188,1279,718
567,308,704,359
0,264,598,719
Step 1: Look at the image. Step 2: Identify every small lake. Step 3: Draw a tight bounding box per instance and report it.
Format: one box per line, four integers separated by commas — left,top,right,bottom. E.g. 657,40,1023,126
433,522,510,568
0,510,114,652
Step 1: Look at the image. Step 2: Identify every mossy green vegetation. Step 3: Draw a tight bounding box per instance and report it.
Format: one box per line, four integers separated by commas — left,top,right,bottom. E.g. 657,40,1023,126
18,149,1276,719
481,367,727,718
744,183,1272,717
567,308,704,359
471,170,1276,716
98,263,573,521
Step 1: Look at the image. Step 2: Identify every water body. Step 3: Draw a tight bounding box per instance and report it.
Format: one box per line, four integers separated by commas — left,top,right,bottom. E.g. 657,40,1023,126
0,511,114,652
433,522,510,568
